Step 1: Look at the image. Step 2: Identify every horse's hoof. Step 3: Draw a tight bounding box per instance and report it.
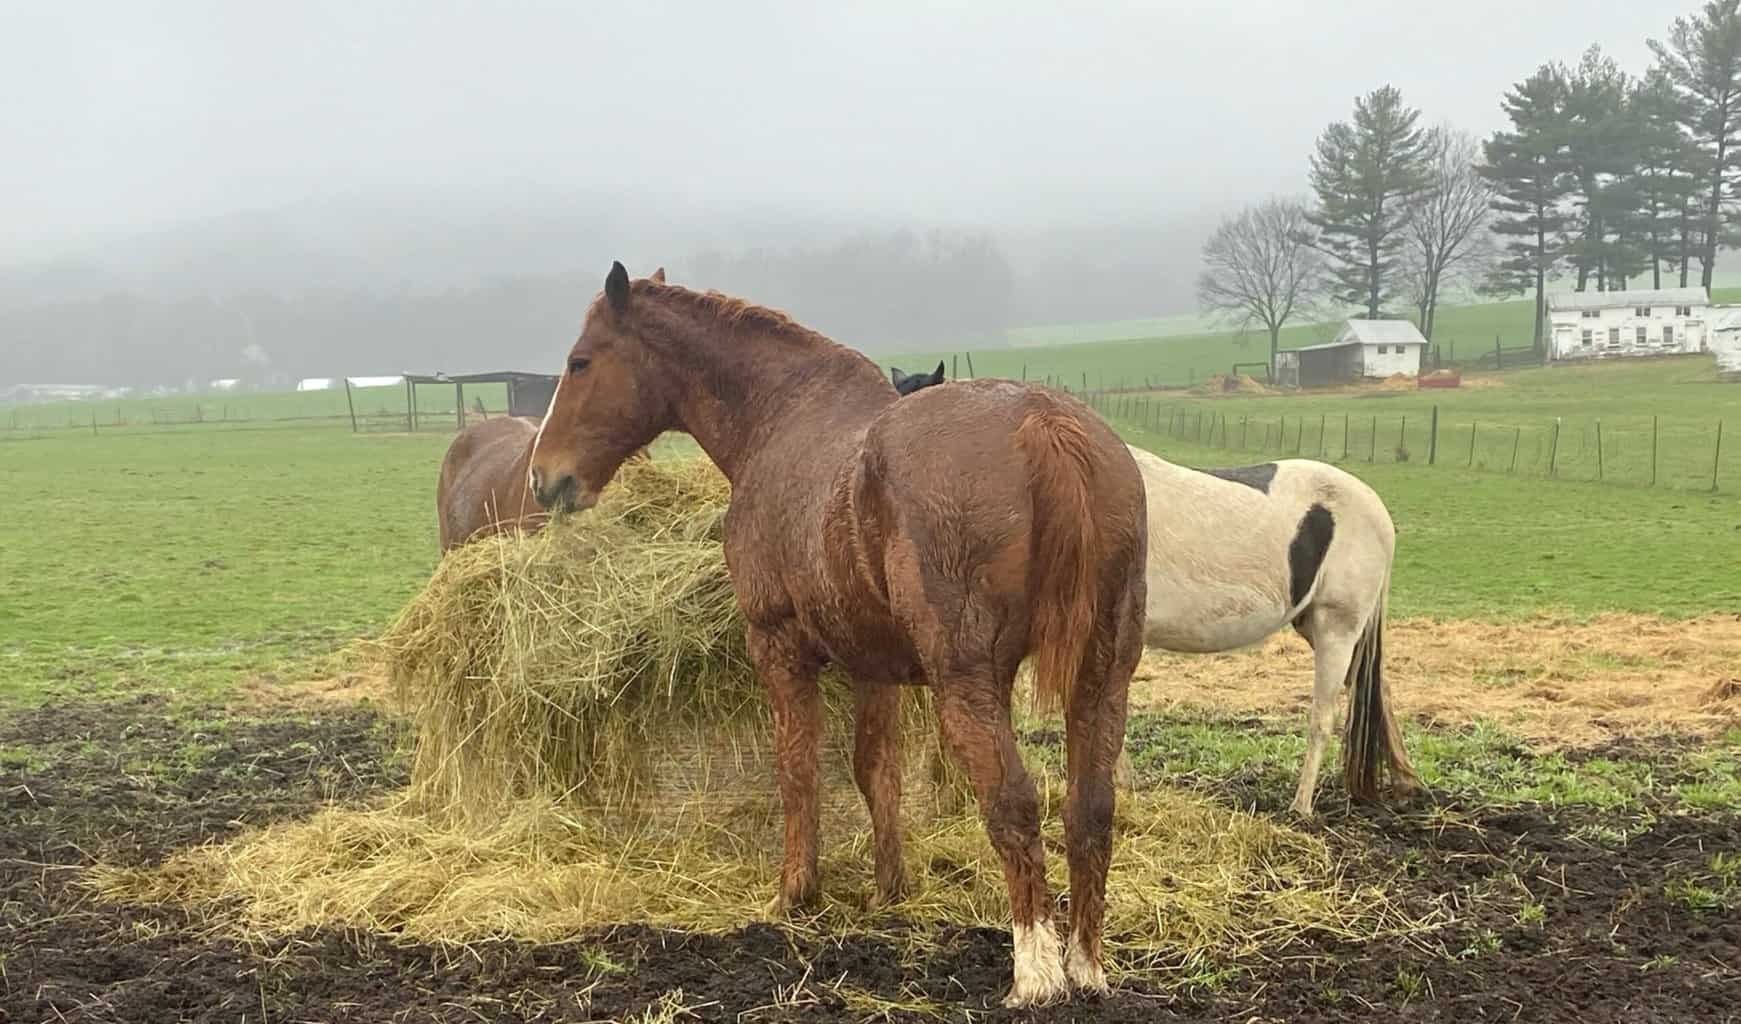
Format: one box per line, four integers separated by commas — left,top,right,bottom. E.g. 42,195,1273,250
864,884,907,913
1064,941,1109,996
762,893,789,921
1004,921,1069,1008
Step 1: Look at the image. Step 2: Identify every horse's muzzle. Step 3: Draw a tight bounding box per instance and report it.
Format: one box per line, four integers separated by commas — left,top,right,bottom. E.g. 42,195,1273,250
531,469,577,512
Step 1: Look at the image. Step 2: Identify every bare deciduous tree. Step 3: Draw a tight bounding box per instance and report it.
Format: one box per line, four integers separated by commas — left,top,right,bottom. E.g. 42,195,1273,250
1196,198,1324,367
1404,127,1497,340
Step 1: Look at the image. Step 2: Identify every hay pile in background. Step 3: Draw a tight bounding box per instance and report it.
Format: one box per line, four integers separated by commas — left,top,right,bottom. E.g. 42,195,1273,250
90,451,1418,976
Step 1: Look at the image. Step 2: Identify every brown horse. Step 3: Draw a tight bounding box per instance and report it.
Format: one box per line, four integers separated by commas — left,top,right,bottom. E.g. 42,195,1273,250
435,270,665,552
436,415,546,551
528,263,1147,1007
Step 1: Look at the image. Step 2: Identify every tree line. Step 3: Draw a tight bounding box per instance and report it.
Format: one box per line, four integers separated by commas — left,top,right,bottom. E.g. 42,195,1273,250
1199,0,1741,358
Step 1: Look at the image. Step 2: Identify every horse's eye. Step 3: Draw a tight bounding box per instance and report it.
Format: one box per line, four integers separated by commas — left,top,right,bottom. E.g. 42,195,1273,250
569,357,590,375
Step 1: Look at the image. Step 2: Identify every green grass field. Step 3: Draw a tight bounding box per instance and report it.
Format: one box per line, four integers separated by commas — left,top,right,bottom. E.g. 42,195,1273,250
1098,355,1741,490
5,351,1739,708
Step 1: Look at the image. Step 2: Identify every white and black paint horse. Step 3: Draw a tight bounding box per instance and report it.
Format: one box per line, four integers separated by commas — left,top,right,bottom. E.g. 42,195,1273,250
895,374,1417,815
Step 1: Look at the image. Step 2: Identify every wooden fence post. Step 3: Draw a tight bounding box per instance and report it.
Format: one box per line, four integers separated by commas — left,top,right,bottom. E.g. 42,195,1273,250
1369,415,1377,461
1714,420,1725,492
344,379,358,433
1651,416,1658,487
1510,426,1520,473
1317,413,1326,457
1595,419,1604,481
964,353,976,378
404,378,414,432
1469,421,1478,467
1427,405,1439,465
1548,418,1561,477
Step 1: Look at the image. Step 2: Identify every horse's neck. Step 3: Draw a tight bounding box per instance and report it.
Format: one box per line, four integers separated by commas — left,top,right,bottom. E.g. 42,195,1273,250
650,312,889,483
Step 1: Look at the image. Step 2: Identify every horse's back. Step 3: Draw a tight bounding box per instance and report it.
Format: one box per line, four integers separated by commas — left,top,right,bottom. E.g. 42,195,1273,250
437,416,539,551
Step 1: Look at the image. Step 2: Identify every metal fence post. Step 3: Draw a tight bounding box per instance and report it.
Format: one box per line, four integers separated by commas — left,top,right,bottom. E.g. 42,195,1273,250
1428,405,1439,465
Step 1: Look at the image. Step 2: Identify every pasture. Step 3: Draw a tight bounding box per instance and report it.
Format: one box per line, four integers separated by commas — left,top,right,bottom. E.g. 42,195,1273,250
3,352,1740,1021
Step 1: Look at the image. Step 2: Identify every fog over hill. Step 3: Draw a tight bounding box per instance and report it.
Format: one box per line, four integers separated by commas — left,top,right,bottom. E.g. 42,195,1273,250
0,1,1669,389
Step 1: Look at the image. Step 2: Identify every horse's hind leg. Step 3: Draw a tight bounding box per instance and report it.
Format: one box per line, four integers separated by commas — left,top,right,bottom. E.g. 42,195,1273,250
933,672,1064,1007
1062,577,1141,994
852,679,906,907
1290,608,1359,817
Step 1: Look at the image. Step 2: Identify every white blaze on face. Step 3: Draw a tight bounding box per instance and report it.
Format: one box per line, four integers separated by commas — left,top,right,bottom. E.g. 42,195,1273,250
528,371,567,493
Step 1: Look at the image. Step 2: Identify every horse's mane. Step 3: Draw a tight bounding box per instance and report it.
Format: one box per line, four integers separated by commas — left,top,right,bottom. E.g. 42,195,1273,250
633,280,850,355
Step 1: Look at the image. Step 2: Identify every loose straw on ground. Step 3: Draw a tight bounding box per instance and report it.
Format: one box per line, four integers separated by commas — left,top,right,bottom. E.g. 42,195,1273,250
90,453,1423,975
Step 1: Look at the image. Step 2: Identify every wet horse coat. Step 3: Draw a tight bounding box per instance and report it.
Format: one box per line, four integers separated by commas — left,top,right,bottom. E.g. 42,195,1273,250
527,264,1147,1007
890,370,1415,813
435,415,545,552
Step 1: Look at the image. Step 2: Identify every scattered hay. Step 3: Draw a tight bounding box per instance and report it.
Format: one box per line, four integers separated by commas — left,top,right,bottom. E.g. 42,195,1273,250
1192,374,1272,396
1133,613,1741,747
1705,677,1741,709
235,669,396,712
88,450,1420,973
89,773,1412,969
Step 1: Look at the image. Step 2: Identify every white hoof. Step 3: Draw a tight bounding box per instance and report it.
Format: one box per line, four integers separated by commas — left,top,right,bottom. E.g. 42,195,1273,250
1003,920,1068,1008
1065,937,1108,995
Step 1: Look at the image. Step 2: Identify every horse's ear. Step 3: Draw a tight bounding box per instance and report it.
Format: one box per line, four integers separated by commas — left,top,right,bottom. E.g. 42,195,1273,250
931,360,946,384
650,267,666,283
890,367,906,388
605,261,631,316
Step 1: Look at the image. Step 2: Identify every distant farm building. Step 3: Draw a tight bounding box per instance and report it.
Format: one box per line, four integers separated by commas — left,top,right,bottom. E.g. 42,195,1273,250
1710,308,1741,379
2,383,130,403
345,375,405,389
1272,319,1428,388
208,378,241,392
1545,287,1709,362
296,377,336,392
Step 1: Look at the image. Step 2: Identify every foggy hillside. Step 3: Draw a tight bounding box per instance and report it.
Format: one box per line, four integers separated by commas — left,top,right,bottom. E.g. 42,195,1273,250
0,191,1224,387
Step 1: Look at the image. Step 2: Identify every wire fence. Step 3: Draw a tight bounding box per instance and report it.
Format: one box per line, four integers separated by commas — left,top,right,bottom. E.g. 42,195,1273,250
1086,391,1738,494
1,383,512,441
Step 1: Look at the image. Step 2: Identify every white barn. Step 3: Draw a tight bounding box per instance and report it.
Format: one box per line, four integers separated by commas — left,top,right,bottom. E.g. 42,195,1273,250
1274,319,1428,388
1710,307,1741,378
1545,287,1709,362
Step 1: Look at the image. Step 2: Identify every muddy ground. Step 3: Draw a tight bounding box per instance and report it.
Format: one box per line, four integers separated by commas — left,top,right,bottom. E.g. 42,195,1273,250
2,698,1738,1023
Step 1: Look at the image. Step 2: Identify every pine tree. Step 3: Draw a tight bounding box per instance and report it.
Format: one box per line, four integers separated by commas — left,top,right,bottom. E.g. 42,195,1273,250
1650,0,1741,289
1480,65,1575,353
1633,69,1703,289
1307,85,1435,318
1563,46,1648,292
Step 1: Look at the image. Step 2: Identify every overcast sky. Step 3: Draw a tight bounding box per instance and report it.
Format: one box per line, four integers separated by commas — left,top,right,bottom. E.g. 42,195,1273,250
3,0,1672,259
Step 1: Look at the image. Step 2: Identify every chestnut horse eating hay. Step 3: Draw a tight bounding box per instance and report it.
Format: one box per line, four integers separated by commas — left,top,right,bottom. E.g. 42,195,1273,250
436,271,665,552
529,263,1147,1007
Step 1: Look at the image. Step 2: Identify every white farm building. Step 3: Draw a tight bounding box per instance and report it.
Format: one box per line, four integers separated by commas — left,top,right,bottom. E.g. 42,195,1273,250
1273,319,1428,389
1545,287,1709,362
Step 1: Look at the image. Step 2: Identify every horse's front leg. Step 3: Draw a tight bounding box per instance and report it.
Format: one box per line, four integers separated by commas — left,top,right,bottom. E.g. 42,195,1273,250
747,625,823,916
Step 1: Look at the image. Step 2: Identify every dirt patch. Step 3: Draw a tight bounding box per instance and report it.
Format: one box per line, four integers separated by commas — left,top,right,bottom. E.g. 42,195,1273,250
5,700,1739,1022
1133,613,1741,747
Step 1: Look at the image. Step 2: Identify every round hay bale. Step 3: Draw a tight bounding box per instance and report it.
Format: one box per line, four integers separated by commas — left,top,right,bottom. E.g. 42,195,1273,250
373,454,946,827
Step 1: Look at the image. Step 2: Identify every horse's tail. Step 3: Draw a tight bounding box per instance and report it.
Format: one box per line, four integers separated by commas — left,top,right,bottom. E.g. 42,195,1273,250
1342,571,1419,800
1017,403,1103,716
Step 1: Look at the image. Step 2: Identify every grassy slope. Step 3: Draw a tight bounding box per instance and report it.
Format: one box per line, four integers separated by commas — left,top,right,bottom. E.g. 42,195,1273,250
1104,355,1741,489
